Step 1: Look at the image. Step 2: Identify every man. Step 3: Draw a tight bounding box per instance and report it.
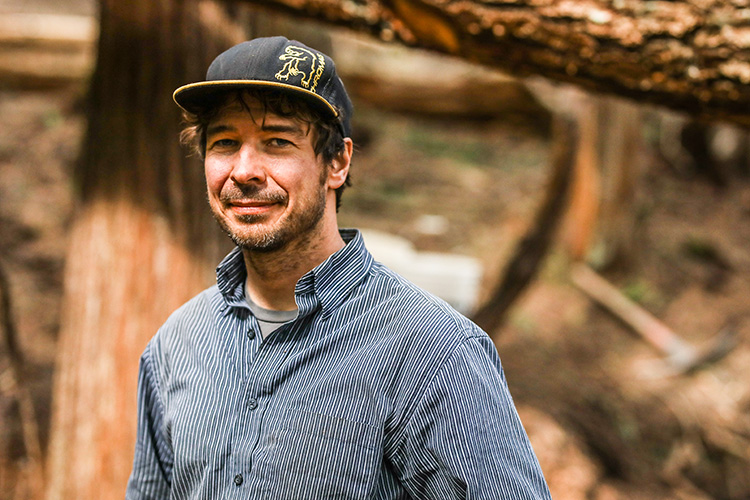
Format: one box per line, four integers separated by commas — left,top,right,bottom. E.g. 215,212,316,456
126,36,551,499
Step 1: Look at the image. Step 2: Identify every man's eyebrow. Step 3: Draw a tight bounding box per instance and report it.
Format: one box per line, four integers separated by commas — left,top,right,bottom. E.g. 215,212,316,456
261,122,307,136
206,124,236,137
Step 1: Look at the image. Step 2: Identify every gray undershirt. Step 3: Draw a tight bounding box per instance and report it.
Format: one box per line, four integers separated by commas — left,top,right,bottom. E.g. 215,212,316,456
245,292,298,338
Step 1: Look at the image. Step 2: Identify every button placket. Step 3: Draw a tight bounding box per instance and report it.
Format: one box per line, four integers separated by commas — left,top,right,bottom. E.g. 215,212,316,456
228,309,261,489
245,314,263,367
234,333,296,485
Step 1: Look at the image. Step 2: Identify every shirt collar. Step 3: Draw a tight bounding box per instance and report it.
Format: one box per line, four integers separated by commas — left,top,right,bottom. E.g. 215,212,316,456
216,246,247,311
215,229,373,316
295,228,372,317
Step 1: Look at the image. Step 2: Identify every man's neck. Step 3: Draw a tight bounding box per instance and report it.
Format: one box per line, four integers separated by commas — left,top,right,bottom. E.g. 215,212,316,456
242,226,345,311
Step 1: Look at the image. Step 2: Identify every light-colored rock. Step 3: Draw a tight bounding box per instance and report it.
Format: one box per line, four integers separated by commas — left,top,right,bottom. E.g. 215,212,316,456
360,229,482,314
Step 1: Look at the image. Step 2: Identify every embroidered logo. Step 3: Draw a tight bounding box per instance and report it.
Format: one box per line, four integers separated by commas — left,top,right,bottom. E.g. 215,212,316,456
275,46,325,93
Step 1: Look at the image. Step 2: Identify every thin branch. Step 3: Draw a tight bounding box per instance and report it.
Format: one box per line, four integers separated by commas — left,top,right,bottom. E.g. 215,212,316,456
471,117,578,335
0,260,45,497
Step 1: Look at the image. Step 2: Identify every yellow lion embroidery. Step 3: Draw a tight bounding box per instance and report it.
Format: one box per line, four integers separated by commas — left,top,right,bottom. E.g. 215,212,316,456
275,46,325,93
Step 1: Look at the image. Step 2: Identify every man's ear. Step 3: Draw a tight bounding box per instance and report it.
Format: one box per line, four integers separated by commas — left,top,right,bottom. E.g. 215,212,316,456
327,138,353,190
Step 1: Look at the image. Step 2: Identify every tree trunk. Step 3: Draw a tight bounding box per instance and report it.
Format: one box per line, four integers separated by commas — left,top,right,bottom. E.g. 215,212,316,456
248,0,750,127
44,1,250,498
594,97,643,269
562,94,601,262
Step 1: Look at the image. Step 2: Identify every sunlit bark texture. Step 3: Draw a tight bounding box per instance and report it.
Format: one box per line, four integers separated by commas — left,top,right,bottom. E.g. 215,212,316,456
252,0,750,126
43,1,249,498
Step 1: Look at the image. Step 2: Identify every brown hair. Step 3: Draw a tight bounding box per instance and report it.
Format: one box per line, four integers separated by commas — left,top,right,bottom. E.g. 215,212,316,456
180,88,351,210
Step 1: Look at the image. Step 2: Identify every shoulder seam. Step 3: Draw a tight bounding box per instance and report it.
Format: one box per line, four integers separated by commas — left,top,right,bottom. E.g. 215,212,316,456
391,330,479,447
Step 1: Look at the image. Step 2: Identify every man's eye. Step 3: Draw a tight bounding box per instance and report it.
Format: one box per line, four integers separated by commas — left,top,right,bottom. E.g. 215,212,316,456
210,138,236,149
269,138,293,147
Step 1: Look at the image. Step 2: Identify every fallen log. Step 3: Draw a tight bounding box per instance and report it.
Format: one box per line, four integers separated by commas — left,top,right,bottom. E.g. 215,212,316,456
247,0,750,128
0,13,96,89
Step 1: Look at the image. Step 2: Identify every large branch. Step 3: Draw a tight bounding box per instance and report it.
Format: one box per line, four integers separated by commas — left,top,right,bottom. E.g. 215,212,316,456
250,0,750,126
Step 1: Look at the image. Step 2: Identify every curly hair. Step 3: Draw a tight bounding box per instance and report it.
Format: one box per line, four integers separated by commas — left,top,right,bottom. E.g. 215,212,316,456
179,88,351,210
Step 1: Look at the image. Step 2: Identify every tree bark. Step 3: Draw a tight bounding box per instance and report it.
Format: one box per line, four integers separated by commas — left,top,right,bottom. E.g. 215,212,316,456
248,0,750,127
43,1,249,498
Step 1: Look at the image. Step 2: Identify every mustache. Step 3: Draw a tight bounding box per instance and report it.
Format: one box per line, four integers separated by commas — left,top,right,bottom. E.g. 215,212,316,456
219,186,287,204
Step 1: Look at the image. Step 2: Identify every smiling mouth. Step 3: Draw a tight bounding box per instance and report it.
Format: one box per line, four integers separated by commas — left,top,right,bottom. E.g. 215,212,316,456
228,201,277,216
220,189,286,217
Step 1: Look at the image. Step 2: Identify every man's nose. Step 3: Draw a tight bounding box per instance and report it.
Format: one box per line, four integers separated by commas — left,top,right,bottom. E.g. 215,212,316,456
231,146,266,185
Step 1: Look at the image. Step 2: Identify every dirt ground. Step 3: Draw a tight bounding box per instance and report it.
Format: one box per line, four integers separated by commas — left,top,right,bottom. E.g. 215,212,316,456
2,31,750,500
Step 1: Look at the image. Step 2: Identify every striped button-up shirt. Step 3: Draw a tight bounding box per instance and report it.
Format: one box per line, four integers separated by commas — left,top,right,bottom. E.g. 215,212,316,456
126,229,551,499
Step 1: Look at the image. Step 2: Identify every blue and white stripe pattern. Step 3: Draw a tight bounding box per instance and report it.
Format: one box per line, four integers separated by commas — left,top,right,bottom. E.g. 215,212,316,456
126,229,551,499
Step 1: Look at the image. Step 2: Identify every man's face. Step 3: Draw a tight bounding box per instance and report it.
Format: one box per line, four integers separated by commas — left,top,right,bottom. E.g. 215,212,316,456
204,96,335,252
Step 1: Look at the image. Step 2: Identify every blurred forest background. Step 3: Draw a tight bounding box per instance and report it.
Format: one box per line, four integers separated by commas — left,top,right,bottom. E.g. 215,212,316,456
1,0,750,499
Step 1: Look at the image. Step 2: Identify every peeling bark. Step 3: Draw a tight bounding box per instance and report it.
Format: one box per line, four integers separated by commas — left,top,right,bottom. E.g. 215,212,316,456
250,0,750,126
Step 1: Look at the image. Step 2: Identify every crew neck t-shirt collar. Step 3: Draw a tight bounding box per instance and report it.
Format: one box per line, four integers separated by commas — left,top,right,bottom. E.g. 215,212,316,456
244,292,298,338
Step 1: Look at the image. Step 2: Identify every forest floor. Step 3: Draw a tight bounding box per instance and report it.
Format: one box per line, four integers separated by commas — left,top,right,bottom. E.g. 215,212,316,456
1,49,750,500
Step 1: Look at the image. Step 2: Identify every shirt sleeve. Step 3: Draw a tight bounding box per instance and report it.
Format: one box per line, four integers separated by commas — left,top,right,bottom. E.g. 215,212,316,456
390,334,551,500
126,345,173,499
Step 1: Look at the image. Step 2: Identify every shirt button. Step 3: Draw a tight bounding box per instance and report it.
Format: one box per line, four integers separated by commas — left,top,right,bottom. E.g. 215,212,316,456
234,474,243,486
248,397,258,410
247,329,256,340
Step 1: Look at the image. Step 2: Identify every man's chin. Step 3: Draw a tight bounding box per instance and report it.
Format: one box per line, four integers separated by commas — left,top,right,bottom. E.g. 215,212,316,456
235,236,286,253
214,214,278,249
226,226,288,253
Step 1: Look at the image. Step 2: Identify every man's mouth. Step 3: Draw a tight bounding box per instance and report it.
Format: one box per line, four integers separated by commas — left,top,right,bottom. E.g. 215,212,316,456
227,200,277,216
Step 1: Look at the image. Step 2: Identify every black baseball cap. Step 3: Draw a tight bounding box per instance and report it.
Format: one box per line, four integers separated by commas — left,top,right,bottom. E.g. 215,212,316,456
173,36,353,137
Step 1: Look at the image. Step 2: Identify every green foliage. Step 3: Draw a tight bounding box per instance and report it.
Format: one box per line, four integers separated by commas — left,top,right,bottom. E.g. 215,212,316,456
682,236,722,263
622,278,662,308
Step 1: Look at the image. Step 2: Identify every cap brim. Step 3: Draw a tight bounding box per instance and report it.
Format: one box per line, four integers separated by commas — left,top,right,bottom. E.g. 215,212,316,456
173,80,339,118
